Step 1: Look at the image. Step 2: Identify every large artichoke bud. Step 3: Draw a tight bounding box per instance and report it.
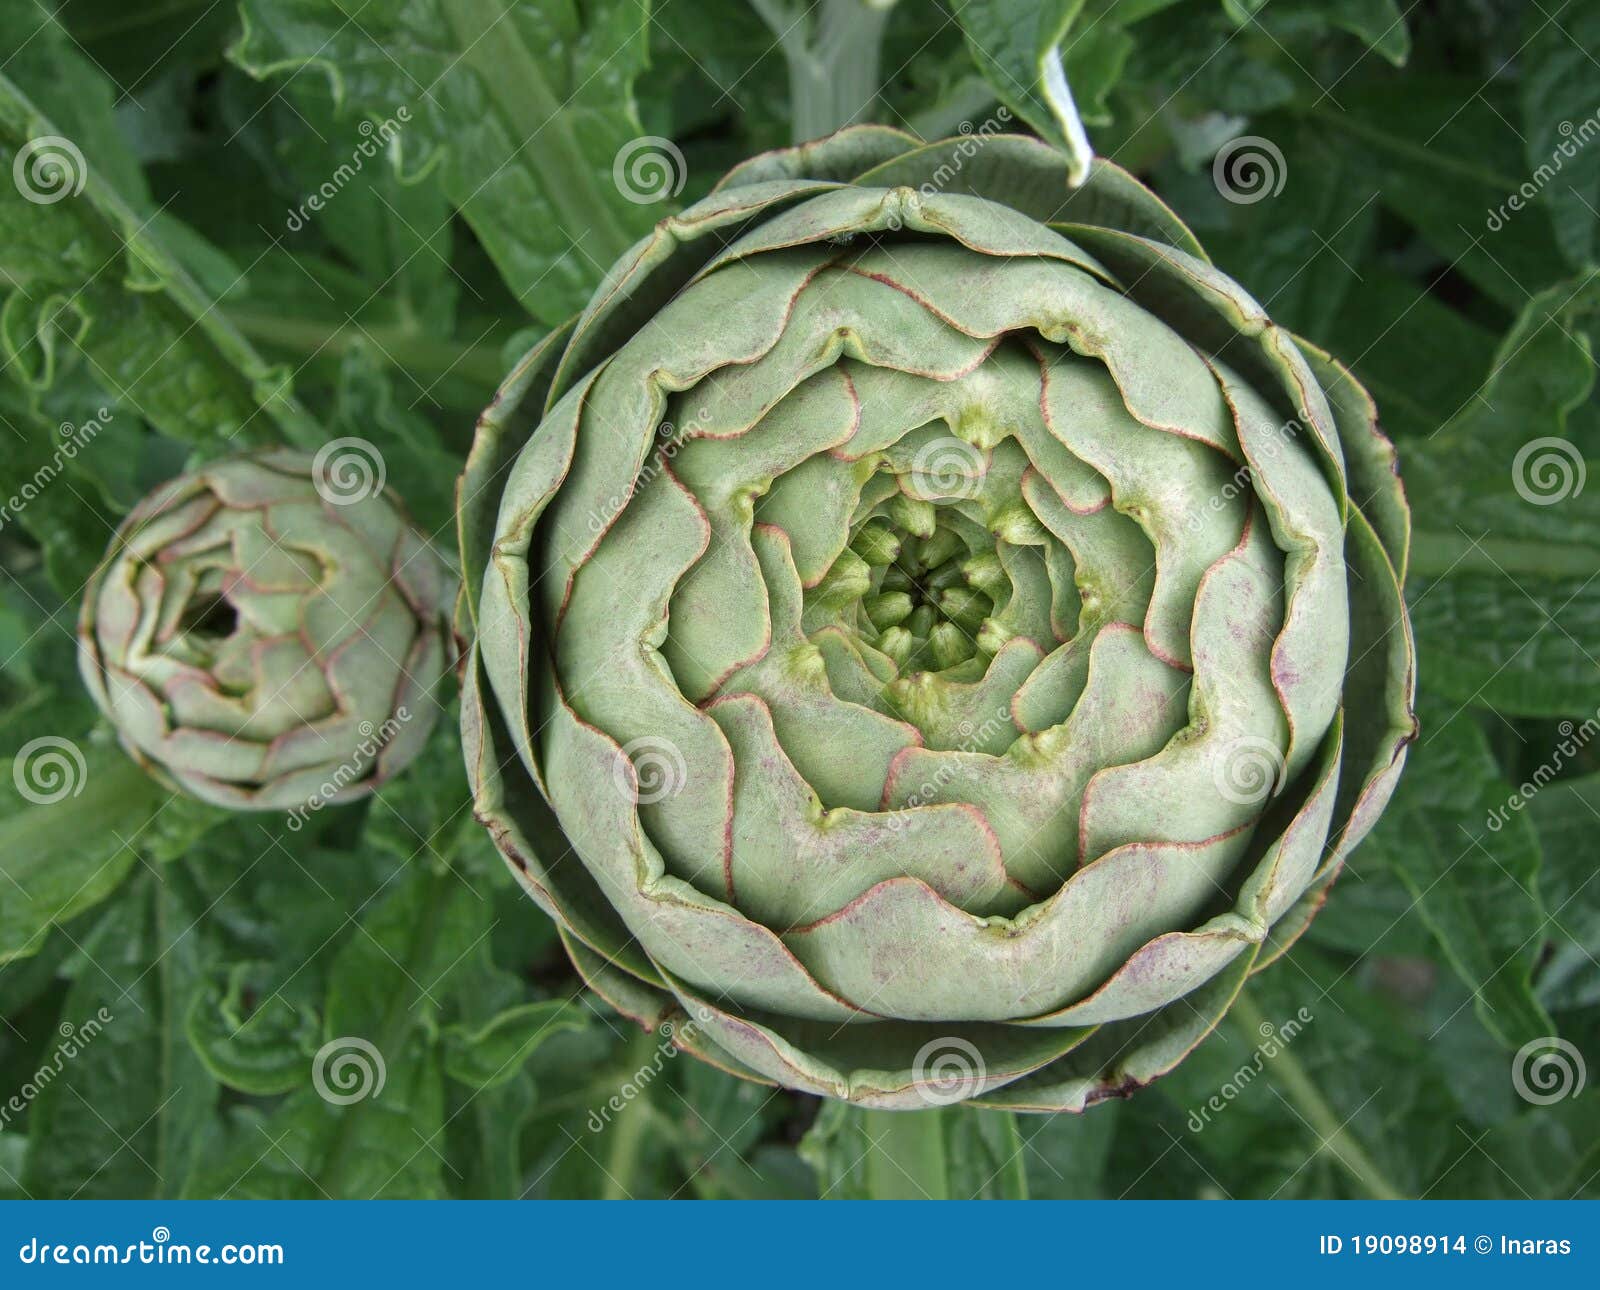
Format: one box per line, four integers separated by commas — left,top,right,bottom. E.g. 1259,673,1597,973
80,450,456,812
459,128,1417,1110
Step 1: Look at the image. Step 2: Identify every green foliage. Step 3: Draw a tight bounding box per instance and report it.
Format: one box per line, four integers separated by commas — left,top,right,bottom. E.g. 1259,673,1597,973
0,0,1594,1200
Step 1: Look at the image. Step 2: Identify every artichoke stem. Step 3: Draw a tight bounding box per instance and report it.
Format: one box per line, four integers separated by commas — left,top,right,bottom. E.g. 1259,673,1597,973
1228,990,1404,1200
862,1107,950,1199
754,0,899,142
599,1026,661,1201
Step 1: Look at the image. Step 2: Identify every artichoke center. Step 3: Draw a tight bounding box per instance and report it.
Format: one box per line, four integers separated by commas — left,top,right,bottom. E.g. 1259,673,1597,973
178,593,239,643
814,506,1000,677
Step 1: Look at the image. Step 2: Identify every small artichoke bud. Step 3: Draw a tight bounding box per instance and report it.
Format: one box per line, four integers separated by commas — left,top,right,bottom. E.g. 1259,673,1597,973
79,450,456,812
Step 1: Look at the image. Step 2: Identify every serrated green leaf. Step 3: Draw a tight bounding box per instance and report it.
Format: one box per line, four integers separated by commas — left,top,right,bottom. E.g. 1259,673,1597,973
188,1039,448,1199
186,961,321,1096
1405,276,1600,717
0,745,209,965
1319,77,1570,311
1527,770,1600,1012
229,0,661,325
442,1000,583,1090
22,874,217,1198
1202,115,1382,338
1321,0,1410,67
1521,4,1600,270
1361,697,1554,1051
187,863,486,1198
0,0,323,449
1320,266,1498,440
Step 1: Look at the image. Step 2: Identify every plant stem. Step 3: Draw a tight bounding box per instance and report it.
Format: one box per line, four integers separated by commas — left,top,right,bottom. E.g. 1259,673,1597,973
1229,990,1405,1200
990,1109,1030,1199
599,1027,658,1200
1409,527,1600,580
752,0,897,142
441,0,637,266
223,308,508,390
863,1107,949,1199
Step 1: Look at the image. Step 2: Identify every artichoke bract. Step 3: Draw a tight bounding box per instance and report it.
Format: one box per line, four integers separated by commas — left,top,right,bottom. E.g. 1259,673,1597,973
80,450,456,812
459,128,1417,1110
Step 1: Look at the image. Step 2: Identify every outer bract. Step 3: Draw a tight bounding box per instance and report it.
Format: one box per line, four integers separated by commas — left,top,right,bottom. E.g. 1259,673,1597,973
459,128,1417,1110
80,450,456,811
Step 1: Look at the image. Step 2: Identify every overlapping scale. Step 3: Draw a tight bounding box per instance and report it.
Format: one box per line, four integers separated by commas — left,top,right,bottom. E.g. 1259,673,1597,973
80,450,456,811
461,127,1417,1110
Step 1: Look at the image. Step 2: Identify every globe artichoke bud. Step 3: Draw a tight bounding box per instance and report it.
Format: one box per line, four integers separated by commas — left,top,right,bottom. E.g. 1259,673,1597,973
80,450,456,813
458,128,1417,1110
